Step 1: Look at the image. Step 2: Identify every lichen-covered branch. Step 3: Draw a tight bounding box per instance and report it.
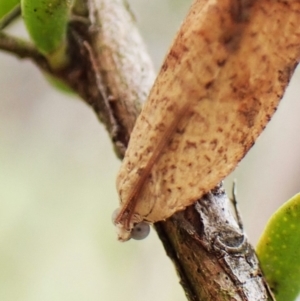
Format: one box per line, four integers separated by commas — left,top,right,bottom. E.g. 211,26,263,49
155,185,273,301
53,1,273,299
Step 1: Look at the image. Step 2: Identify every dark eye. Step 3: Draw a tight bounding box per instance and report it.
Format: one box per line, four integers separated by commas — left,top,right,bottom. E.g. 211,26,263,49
131,222,150,240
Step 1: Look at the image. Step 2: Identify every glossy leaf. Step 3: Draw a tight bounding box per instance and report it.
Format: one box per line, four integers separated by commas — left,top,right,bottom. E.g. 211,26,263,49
0,0,19,20
256,193,300,301
21,0,72,69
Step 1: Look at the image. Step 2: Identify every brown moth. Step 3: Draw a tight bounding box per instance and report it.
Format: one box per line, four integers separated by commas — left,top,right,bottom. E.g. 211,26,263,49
114,0,300,241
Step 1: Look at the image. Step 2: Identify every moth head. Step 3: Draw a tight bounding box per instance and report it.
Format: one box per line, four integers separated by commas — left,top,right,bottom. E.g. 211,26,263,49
112,208,150,241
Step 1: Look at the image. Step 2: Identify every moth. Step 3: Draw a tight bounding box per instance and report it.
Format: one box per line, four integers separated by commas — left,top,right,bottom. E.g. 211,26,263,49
113,0,300,241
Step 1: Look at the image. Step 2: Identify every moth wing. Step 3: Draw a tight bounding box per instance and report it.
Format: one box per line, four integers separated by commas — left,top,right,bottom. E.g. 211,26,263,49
117,0,300,226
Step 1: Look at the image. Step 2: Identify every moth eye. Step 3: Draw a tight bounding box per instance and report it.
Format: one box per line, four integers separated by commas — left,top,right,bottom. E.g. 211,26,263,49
131,222,150,240
111,208,120,225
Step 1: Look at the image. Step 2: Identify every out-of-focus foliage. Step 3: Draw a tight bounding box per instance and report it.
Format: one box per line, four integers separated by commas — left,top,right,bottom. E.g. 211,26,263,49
257,194,300,301
0,0,19,19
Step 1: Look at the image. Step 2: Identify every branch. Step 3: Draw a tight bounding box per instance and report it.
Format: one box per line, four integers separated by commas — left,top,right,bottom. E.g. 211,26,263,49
60,0,272,299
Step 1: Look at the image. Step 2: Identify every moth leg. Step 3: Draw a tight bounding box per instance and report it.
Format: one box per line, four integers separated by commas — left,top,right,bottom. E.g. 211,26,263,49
83,41,120,141
230,179,243,231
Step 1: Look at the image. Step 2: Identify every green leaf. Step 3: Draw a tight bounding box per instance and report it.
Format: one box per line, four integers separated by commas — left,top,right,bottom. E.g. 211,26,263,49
256,193,300,301
21,0,72,69
0,0,19,20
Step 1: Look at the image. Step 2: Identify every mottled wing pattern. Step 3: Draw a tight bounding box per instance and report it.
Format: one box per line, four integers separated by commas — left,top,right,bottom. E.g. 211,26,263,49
115,0,300,236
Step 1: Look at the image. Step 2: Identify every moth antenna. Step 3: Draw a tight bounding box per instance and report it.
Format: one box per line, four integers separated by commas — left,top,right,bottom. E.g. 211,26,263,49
115,102,191,229
114,196,139,227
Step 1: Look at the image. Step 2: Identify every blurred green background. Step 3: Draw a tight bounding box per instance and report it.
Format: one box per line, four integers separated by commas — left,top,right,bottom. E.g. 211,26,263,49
1,1,300,300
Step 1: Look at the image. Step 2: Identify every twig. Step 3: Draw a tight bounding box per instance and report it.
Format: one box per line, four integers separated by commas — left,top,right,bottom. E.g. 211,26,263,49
0,31,47,67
